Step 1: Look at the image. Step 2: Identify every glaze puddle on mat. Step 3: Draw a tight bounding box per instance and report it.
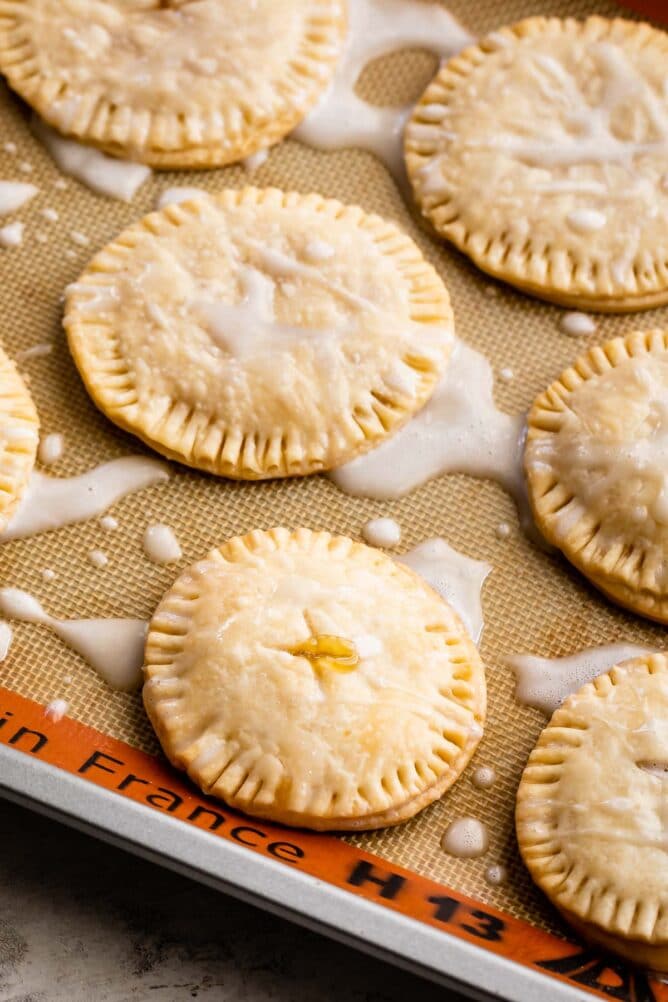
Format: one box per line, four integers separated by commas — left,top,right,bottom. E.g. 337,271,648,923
331,339,531,531
398,537,491,644
0,588,146,691
32,117,151,201
471,765,496,790
2,456,169,541
143,523,182,565
292,0,472,182
0,180,38,214
506,643,654,715
441,817,489,858
362,517,402,548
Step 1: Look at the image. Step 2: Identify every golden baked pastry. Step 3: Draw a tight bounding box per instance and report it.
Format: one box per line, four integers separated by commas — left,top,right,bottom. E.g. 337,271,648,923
406,16,668,311
0,0,345,168
0,344,38,531
143,527,486,830
525,330,668,624
517,652,668,970
64,187,453,479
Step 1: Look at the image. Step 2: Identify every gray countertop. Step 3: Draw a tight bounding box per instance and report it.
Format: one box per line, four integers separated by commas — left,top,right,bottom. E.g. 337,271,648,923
0,801,467,1001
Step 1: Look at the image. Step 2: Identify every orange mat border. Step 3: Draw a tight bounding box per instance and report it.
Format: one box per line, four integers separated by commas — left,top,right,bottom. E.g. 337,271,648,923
0,684,663,1002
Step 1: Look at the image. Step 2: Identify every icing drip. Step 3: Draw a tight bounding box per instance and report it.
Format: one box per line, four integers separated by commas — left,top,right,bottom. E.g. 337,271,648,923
526,353,668,540
156,187,208,210
243,240,385,315
304,239,336,263
38,433,64,466
559,312,597,336
0,222,24,247
32,118,151,201
362,518,402,548
330,339,532,533
478,44,668,170
506,643,653,715
88,549,109,568
0,621,12,662
399,538,490,644
441,817,489,858
45,698,68,722
1,456,169,542
242,148,269,172
484,865,507,886
0,588,146,691
195,266,318,359
194,241,447,364
16,343,53,363
566,208,606,233
143,523,182,564
0,181,38,215
292,0,472,181
471,765,496,790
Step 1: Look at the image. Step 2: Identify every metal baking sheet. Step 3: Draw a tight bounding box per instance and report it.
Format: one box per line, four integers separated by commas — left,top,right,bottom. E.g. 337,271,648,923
1,0,667,999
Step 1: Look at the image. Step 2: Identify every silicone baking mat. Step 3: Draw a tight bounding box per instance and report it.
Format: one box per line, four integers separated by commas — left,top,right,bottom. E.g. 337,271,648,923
1,1,666,998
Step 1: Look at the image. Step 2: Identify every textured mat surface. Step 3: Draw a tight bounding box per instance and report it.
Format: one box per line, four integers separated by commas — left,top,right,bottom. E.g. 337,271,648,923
0,0,664,940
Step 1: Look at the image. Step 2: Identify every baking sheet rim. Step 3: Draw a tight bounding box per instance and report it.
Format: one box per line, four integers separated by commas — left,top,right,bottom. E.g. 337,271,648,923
0,740,600,1002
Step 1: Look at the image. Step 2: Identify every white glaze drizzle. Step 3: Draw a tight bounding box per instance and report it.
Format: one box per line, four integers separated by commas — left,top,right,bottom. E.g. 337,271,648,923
244,239,385,316
361,517,402,548
566,208,607,234
477,43,668,171
304,239,336,263
1,456,169,542
330,339,532,532
156,186,209,210
32,118,151,202
143,523,182,564
506,643,654,716
16,343,53,363
441,817,489,858
45,698,68,722
0,181,38,215
399,538,490,644
88,549,109,568
292,0,472,181
559,312,597,337
0,588,146,691
241,148,269,172
0,621,12,662
194,266,316,359
38,433,64,467
484,864,508,886
99,515,118,532
0,221,24,248
472,765,496,790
